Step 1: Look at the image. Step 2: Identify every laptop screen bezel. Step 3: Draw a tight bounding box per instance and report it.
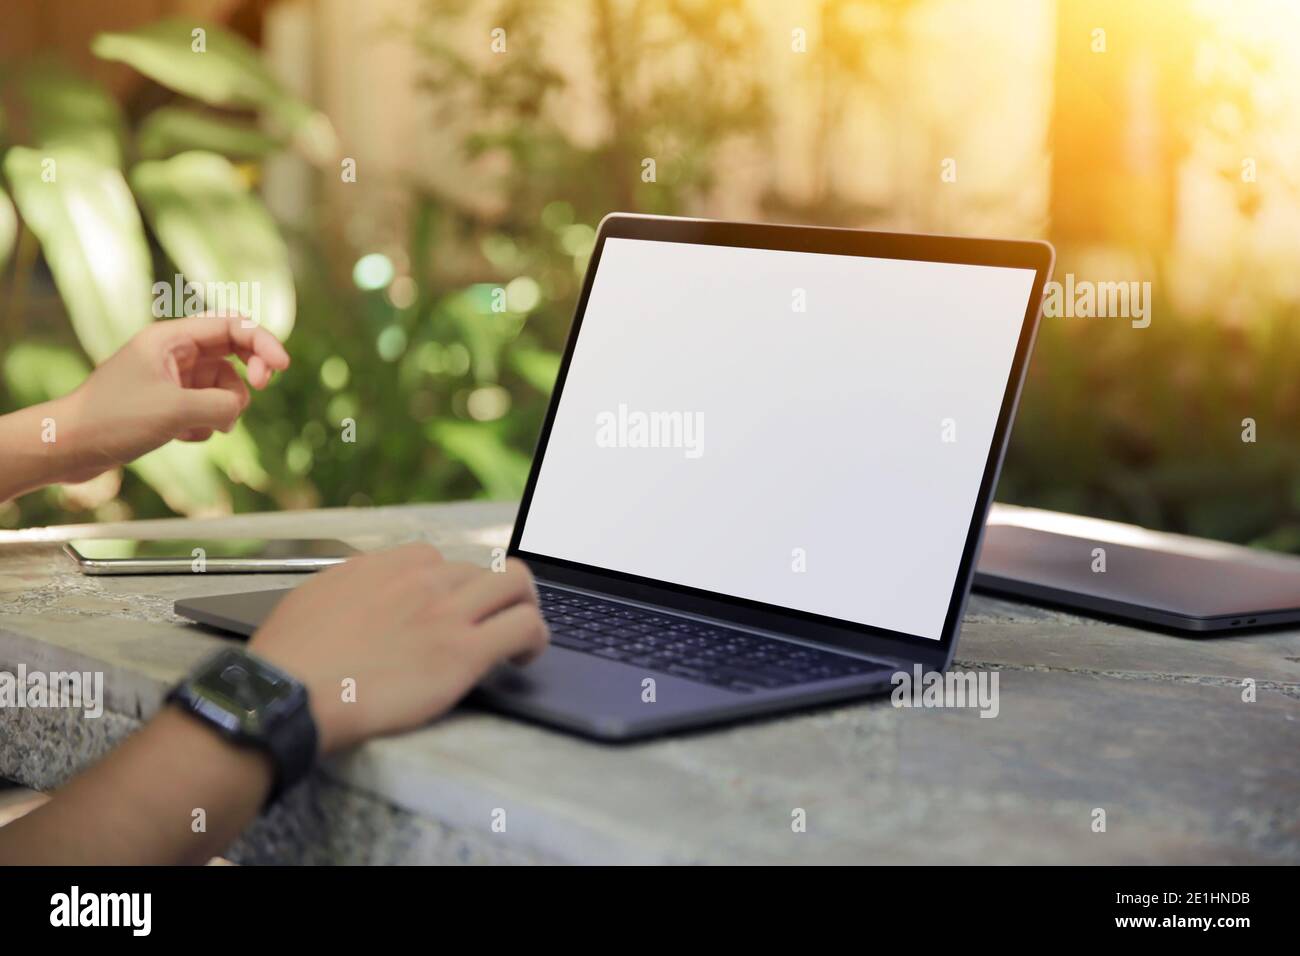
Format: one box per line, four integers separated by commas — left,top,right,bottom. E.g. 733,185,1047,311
508,214,1054,669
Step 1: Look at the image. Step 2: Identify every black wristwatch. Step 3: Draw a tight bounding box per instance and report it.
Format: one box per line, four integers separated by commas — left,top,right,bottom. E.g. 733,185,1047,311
167,648,318,805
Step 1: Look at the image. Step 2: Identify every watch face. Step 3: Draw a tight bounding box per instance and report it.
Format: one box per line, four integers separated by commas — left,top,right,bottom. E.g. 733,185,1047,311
192,651,299,734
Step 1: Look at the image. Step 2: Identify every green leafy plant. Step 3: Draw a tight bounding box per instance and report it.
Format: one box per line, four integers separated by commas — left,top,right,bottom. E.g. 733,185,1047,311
0,21,322,520
0,6,769,526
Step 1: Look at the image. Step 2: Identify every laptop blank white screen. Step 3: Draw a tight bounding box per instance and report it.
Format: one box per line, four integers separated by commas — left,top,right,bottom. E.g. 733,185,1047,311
518,237,1037,640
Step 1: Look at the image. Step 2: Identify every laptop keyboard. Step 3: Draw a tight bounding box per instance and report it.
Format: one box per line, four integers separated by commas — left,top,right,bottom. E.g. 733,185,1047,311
538,585,891,693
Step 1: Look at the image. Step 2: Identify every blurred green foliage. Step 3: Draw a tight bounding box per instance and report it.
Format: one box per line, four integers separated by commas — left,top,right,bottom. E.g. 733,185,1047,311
1,20,317,520
0,4,765,526
1,1,1297,556
1004,293,1300,552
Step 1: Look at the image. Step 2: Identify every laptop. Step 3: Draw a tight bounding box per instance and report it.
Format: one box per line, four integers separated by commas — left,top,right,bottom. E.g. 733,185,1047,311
975,503,1300,633
176,214,1054,740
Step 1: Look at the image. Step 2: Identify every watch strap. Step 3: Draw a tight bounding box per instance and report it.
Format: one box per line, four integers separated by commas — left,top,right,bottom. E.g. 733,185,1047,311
263,693,318,804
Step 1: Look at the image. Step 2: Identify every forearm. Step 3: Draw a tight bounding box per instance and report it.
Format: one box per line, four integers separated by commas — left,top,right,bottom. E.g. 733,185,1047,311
0,708,273,865
0,397,77,502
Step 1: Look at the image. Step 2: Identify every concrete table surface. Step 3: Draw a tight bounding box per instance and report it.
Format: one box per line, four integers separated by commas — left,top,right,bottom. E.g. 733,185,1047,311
1,502,1297,864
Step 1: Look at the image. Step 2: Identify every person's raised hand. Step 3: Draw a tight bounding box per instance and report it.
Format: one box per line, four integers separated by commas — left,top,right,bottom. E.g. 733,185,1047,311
248,544,550,754
52,314,290,483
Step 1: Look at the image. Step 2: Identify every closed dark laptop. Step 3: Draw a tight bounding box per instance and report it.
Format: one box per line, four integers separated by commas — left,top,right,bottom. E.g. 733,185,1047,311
975,504,1300,632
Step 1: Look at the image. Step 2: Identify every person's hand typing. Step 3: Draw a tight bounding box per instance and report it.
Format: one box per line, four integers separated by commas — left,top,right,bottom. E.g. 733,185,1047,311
249,543,550,754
